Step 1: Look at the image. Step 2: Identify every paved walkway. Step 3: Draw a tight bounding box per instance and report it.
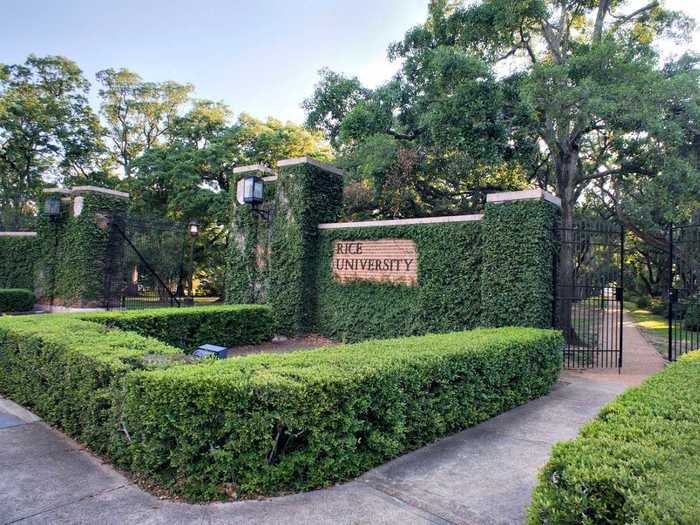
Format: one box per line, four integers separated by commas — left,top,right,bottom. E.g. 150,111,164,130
562,310,666,386
0,315,663,525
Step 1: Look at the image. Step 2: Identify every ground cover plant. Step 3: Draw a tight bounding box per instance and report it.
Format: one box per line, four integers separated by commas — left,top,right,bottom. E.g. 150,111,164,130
528,350,700,525
0,289,35,313
119,327,563,500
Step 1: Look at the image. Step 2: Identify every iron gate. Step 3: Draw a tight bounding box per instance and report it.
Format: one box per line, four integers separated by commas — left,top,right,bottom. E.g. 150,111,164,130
554,220,624,369
103,215,188,310
668,223,700,361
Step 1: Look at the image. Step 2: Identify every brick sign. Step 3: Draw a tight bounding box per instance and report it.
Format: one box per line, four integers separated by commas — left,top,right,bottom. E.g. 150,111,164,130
332,239,418,285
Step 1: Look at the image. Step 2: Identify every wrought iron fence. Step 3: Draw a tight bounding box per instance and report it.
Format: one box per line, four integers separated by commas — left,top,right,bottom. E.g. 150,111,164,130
104,215,188,310
669,223,700,361
554,219,624,369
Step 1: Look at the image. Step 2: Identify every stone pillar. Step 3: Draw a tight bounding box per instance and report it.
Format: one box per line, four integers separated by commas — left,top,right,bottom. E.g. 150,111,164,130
268,157,344,335
225,164,278,304
37,186,129,308
480,190,561,328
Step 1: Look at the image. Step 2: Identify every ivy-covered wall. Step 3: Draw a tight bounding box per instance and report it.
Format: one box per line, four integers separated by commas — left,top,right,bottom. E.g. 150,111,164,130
35,188,129,307
224,159,561,341
267,162,343,335
314,222,483,342
480,199,559,328
0,236,38,290
225,172,276,305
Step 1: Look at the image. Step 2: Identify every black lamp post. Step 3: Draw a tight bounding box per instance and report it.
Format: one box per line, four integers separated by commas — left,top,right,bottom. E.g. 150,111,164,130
187,220,199,302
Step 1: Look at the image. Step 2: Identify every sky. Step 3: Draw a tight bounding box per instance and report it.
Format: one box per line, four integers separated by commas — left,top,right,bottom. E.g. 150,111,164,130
2,0,699,125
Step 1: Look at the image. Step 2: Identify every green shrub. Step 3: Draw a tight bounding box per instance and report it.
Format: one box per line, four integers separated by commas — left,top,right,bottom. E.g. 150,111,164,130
0,236,38,290
118,327,563,500
635,295,651,309
683,294,700,331
0,315,182,453
528,351,700,525
649,297,668,316
0,289,35,313
83,305,273,350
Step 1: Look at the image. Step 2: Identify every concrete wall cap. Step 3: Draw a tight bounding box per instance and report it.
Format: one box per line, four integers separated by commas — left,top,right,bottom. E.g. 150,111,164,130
44,186,129,199
486,189,561,207
0,231,37,237
318,214,484,230
277,157,344,177
232,164,277,176
71,186,130,199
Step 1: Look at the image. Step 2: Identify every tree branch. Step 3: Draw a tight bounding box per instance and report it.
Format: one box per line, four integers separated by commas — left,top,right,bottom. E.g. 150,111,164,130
610,1,659,30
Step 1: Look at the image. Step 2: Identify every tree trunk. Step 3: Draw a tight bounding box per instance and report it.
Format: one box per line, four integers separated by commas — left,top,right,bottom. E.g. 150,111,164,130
555,152,583,344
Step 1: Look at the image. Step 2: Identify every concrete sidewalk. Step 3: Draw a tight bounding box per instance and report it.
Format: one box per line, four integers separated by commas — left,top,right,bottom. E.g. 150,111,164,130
0,378,626,525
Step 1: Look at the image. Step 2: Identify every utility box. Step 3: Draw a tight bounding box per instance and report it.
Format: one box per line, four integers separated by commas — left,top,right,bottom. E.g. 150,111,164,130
192,344,228,359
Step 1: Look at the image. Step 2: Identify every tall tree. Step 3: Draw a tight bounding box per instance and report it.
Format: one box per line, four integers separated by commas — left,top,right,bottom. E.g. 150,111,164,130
96,68,192,178
305,0,699,336
0,55,102,227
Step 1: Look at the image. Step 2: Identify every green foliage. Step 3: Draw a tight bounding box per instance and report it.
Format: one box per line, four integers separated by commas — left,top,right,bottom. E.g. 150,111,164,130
0,55,104,219
119,327,563,500
83,305,273,350
528,351,700,525
684,294,700,331
0,289,35,312
314,222,482,342
267,163,343,335
0,236,37,289
52,192,128,307
481,200,558,328
636,295,652,309
0,314,182,453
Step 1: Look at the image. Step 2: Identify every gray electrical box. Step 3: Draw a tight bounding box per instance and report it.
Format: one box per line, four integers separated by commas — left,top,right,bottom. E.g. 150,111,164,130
192,344,228,359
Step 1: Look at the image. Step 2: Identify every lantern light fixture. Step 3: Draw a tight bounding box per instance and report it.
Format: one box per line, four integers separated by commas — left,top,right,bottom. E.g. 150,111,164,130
242,175,264,205
44,197,62,221
188,220,200,237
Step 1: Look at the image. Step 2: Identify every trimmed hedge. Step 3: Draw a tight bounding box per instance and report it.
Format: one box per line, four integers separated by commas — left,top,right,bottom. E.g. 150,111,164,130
118,327,563,500
83,305,274,351
0,315,182,453
314,222,482,342
0,289,35,313
0,236,37,290
528,351,700,524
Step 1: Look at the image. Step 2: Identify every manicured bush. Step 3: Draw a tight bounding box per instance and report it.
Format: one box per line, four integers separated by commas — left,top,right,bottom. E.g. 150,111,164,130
314,222,483,342
82,305,273,351
528,351,700,525
0,315,182,453
0,236,38,290
118,327,563,500
0,289,35,313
